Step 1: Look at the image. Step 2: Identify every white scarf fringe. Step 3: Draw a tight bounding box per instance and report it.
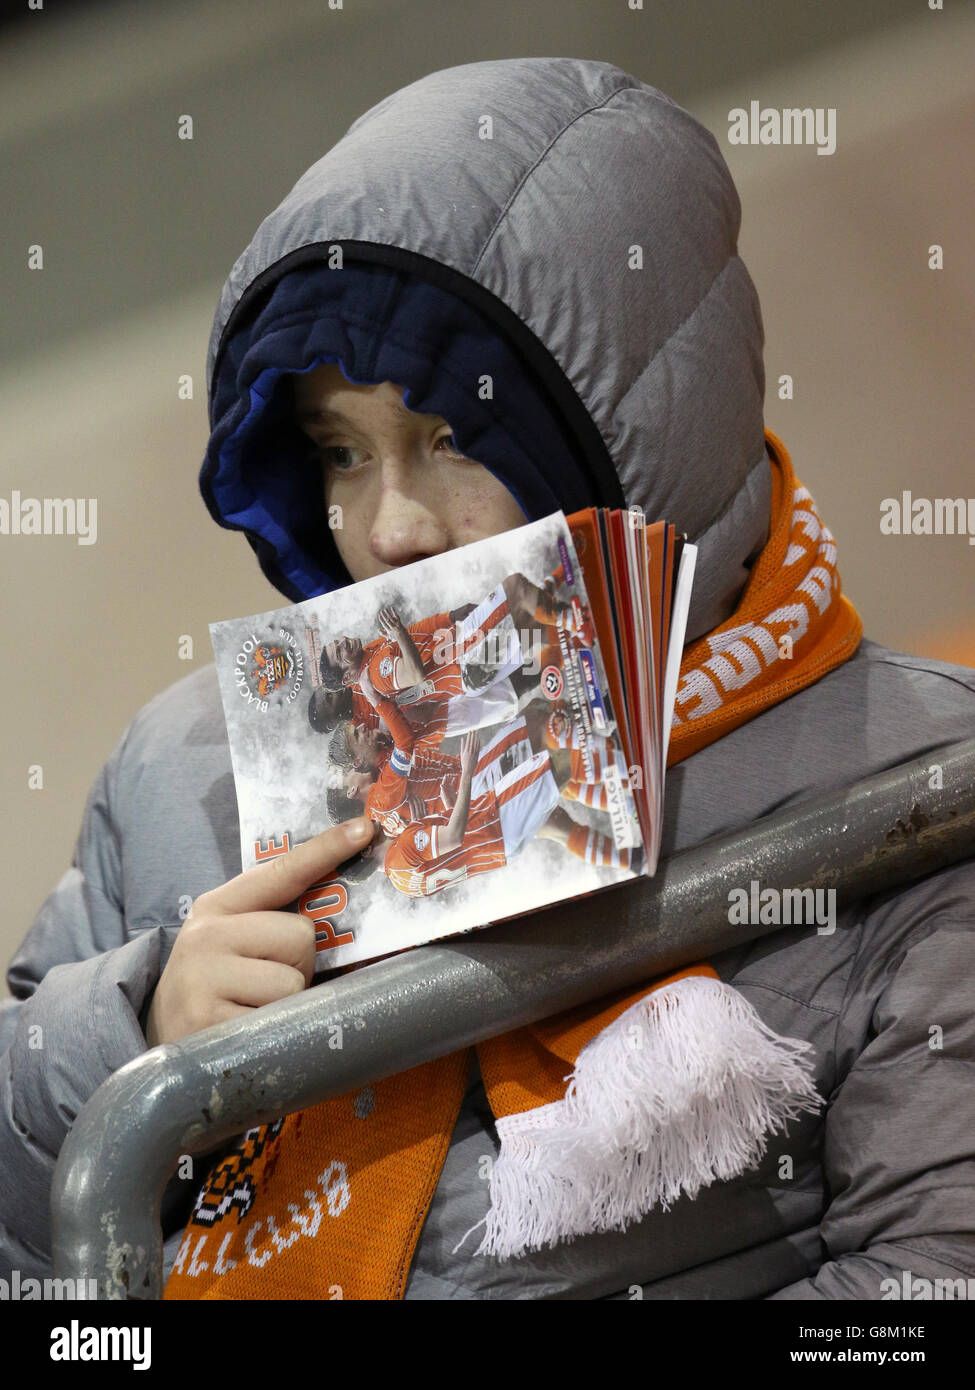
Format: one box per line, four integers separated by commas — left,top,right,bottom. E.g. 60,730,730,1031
457,975,823,1260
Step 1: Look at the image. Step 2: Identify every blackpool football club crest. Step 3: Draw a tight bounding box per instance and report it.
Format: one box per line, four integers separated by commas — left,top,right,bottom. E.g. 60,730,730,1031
232,626,305,712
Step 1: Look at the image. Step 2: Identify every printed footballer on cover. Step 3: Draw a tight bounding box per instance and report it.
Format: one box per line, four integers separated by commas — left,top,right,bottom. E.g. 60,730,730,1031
210,514,643,969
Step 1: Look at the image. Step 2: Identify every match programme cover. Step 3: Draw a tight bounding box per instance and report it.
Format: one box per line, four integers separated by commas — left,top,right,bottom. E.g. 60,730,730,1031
209,513,644,970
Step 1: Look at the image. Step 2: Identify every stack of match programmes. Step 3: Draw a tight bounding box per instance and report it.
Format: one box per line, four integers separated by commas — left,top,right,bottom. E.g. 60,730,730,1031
210,510,696,970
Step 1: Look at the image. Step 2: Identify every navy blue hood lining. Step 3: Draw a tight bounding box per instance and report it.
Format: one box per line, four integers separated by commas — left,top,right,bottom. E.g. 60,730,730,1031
202,247,625,604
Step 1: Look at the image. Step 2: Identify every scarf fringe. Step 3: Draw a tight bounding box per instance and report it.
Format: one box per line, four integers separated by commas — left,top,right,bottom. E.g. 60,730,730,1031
459,976,823,1259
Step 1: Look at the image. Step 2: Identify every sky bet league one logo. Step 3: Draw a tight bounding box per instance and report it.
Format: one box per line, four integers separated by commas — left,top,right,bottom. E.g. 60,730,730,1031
233,627,305,712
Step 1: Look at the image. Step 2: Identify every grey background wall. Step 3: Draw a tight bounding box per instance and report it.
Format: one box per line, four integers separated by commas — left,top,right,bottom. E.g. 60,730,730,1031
2,0,973,993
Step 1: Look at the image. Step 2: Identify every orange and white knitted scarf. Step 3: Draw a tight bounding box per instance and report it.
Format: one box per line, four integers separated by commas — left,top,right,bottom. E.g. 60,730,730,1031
166,431,862,1300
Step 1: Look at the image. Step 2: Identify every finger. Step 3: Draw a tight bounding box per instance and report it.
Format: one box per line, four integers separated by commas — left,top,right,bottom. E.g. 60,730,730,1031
219,956,308,1009
196,817,373,917
201,911,317,977
209,1000,258,1029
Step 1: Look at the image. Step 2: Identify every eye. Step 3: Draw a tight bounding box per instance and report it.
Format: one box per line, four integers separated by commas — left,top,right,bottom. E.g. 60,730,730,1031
435,432,467,458
318,445,368,473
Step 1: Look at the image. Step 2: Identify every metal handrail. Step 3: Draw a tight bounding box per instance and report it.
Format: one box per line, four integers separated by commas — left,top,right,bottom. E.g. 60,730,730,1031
51,738,975,1297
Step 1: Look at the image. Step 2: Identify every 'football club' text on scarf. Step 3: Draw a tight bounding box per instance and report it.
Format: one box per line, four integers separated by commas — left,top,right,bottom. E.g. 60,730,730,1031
166,431,862,1300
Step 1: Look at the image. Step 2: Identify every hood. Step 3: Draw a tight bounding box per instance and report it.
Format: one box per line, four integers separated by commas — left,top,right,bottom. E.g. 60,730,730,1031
202,57,770,642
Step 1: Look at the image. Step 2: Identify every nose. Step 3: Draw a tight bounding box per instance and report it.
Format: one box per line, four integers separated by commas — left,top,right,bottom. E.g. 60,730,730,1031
368,455,451,569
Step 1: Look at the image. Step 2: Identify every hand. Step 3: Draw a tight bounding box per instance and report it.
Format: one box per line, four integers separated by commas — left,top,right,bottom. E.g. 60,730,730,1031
358,664,380,707
144,817,373,1048
377,605,405,640
460,730,480,776
439,773,458,809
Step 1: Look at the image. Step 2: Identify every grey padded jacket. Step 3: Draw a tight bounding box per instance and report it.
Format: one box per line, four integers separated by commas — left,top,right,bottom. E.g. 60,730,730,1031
2,58,974,1298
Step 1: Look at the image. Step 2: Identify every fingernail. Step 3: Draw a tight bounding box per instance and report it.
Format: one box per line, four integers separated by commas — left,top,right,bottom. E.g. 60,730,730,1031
344,817,372,844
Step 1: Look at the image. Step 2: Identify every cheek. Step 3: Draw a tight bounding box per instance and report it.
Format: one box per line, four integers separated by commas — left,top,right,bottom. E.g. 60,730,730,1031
450,469,525,540
326,476,373,576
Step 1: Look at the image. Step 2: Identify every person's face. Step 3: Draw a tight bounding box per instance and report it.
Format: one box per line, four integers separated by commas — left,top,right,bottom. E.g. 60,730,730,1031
323,634,363,680
351,721,391,772
294,365,527,581
344,769,373,800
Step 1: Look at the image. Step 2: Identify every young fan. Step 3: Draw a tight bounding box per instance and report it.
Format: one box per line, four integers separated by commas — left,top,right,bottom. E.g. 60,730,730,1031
3,59,973,1301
